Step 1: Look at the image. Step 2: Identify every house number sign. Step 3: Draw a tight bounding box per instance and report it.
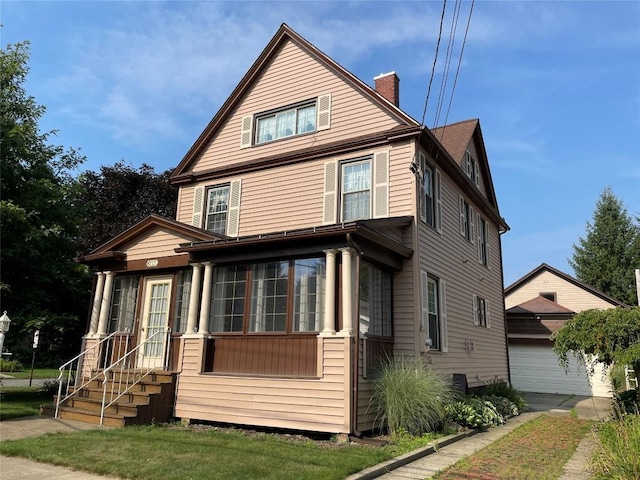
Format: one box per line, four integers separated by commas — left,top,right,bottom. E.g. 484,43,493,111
146,259,159,268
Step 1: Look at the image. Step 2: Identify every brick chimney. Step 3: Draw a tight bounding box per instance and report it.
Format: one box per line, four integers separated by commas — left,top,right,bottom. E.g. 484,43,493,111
374,71,400,107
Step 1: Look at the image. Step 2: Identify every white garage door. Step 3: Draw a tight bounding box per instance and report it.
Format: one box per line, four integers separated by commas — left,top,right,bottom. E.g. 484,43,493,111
509,345,612,397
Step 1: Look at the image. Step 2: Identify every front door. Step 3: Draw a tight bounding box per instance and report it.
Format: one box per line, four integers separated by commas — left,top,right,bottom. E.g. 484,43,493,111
138,275,172,369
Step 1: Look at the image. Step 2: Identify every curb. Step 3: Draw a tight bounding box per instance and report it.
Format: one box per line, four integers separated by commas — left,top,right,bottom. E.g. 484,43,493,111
346,427,483,480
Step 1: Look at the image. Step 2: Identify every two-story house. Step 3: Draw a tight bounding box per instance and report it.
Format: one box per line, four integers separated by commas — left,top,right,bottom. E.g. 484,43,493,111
66,24,510,435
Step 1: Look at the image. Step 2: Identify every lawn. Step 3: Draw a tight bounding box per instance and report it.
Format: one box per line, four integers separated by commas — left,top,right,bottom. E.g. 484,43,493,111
1,368,62,379
0,424,397,480
0,387,48,421
434,415,594,480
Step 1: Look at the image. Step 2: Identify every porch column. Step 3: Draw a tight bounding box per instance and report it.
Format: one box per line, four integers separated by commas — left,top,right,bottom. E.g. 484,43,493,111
198,262,214,334
97,271,115,335
339,248,355,336
185,263,202,334
320,249,337,336
88,272,106,335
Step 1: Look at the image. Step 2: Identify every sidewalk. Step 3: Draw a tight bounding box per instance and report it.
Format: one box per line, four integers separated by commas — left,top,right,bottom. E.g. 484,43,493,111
0,416,120,480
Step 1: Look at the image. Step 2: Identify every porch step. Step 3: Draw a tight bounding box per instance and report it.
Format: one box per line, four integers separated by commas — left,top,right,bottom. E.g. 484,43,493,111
45,369,177,427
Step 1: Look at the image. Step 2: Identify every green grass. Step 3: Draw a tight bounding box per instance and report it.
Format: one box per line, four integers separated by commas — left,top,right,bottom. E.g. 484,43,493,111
1,368,62,379
434,415,594,480
0,387,49,421
0,425,396,480
591,413,640,479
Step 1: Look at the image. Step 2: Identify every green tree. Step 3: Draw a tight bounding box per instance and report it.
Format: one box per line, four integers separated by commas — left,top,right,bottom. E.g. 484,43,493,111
0,42,90,365
570,187,640,305
74,161,177,254
552,307,640,388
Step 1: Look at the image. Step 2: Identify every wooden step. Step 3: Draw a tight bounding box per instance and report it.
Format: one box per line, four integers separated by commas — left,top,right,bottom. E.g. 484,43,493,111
73,388,152,404
55,406,134,427
62,397,143,417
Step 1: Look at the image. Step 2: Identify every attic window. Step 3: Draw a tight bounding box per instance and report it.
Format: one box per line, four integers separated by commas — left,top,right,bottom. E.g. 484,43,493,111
463,151,479,186
255,101,316,144
540,292,557,302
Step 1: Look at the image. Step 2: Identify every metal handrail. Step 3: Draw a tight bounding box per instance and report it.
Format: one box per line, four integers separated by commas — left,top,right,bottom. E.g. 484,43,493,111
99,328,171,425
55,331,122,418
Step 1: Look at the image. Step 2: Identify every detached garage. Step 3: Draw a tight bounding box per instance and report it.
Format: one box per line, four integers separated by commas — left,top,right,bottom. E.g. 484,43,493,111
504,264,626,399
508,344,611,397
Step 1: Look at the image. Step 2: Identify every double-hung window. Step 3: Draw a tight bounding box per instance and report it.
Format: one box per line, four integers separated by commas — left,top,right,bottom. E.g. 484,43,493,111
173,270,191,333
418,151,442,231
464,151,479,186
478,216,489,266
459,197,472,241
255,102,317,144
421,271,447,352
473,294,490,328
342,159,371,222
359,262,392,337
205,185,230,235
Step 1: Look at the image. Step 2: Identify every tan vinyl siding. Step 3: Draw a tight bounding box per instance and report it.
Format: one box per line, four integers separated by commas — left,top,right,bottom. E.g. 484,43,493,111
177,141,415,235
505,271,618,312
175,336,349,433
120,227,198,261
191,39,402,174
417,164,508,388
393,255,417,357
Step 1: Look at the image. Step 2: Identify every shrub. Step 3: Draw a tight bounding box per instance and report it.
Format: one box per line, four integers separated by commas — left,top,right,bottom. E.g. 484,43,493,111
591,413,640,479
39,379,60,396
446,397,505,428
612,389,640,417
0,358,24,372
483,395,519,417
483,377,527,411
371,356,458,436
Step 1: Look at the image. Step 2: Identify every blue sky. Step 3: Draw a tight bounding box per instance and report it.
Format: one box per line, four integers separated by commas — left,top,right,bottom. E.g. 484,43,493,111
3,0,639,287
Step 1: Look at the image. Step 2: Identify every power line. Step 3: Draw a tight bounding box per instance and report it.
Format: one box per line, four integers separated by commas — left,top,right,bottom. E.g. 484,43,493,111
433,0,462,129
440,0,475,137
420,0,448,128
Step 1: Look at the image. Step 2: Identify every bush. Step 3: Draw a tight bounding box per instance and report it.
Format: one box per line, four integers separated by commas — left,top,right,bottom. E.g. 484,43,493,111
612,389,640,417
371,356,458,436
484,377,527,411
446,397,505,428
591,413,640,479
0,358,24,372
483,395,519,417
39,379,60,396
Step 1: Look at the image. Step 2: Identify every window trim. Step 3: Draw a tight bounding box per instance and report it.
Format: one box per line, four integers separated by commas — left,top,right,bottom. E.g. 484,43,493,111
254,99,317,145
477,215,490,267
418,151,442,232
421,271,447,352
204,184,231,235
340,156,372,222
472,294,490,328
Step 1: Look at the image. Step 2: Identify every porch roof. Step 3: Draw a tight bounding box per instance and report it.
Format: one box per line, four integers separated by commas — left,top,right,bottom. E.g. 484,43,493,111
175,216,414,270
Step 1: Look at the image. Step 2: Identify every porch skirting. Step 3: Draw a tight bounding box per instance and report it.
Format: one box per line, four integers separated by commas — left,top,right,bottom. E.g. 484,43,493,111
174,336,352,433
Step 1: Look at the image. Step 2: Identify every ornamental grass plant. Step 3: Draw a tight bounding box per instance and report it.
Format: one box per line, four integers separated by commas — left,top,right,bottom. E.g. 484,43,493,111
591,406,640,479
371,356,458,436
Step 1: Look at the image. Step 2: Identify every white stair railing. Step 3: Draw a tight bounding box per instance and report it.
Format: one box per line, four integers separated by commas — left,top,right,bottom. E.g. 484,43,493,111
55,331,128,418
99,328,171,425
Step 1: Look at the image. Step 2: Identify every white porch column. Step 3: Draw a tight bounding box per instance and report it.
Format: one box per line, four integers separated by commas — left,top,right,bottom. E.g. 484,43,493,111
185,263,202,334
320,249,337,336
339,248,355,336
198,262,214,334
88,272,106,335
97,271,115,335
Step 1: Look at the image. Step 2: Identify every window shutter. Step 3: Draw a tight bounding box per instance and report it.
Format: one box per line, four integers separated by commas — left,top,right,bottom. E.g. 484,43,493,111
477,214,483,263
240,116,253,149
486,301,491,329
373,150,389,218
317,94,331,131
474,160,480,187
440,279,448,352
322,161,337,225
226,179,242,237
470,206,477,241
191,186,205,228
472,294,479,325
435,169,442,233
458,196,465,236
421,271,429,334
485,222,491,269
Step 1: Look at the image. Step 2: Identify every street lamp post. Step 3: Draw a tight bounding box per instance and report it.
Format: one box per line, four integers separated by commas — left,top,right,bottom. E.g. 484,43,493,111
0,311,11,356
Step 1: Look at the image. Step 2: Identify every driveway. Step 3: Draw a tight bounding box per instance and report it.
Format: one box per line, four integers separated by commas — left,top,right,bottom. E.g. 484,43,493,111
523,392,611,421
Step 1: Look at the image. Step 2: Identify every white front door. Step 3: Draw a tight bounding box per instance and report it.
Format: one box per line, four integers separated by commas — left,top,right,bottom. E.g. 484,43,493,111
139,276,172,369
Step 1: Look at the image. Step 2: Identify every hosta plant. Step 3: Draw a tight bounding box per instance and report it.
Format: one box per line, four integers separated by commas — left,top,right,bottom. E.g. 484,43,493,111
446,397,505,428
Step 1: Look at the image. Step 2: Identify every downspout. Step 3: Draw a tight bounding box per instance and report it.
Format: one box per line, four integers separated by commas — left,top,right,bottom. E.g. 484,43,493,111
347,233,363,438
498,229,512,385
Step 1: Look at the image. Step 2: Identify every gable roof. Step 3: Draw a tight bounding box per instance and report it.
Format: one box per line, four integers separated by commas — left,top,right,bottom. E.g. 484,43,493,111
76,214,221,264
170,23,418,180
504,263,629,307
506,295,575,315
